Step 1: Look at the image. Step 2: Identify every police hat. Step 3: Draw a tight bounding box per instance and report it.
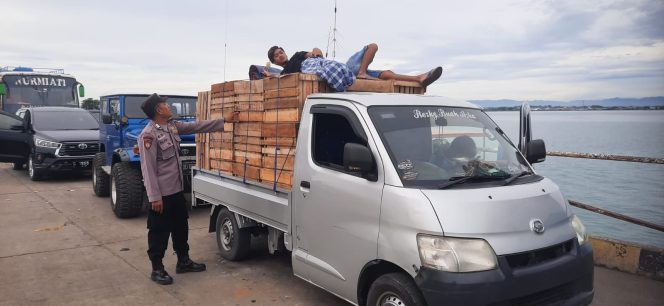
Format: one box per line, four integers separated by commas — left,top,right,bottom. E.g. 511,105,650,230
141,93,168,118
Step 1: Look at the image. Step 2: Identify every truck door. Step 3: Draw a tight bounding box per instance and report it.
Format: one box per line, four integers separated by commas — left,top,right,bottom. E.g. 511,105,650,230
292,102,383,301
104,97,121,162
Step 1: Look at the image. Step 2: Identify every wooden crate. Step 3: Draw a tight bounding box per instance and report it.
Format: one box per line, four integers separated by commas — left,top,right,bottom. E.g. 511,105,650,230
263,108,300,122
232,163,261,181
263,154,295,171
262,123,298,138
260,168,293,188
198,73,423,185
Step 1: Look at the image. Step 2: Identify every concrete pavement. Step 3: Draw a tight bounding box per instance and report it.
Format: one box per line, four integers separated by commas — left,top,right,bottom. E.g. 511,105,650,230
0,163,661,305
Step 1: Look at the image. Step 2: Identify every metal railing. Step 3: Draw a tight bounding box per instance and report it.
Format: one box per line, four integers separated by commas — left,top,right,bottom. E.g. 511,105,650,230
548,151,664,164
549,151,664,232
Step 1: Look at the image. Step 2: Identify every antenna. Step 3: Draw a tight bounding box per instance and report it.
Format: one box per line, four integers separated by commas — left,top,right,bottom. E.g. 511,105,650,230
332,0,337,59
223,0,230,82
325,26,332,58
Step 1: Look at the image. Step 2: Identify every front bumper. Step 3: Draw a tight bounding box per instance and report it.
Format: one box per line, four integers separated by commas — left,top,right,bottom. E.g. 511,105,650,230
414,240,594,306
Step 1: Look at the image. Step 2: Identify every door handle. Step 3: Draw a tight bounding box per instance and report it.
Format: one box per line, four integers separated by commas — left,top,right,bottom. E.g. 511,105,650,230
300,181,310,188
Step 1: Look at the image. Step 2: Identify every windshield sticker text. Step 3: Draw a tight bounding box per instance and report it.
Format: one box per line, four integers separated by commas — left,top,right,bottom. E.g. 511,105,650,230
413,109,476,120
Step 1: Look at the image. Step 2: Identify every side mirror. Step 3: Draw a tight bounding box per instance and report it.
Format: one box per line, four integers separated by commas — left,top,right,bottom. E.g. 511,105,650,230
10,124,24,131
102,114,112,124
78,84,85,98
343,143,375,179
526,139,546,164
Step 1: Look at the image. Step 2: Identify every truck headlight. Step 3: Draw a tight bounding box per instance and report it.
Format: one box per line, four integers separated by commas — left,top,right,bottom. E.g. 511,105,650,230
417,235,498,272
571,214,588,245
35,138,61,149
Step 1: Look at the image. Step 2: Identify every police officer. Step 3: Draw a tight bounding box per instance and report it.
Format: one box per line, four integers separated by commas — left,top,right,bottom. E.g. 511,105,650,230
138,93,238,285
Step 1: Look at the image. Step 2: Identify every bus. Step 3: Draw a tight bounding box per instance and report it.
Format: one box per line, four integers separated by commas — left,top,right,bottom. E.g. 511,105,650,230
0,66,85,114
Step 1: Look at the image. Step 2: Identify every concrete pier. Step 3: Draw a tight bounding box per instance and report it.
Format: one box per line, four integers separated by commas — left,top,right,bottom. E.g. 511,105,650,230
0,163,662,305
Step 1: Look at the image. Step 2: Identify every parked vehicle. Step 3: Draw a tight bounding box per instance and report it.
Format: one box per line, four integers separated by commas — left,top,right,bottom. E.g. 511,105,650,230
0,110,30,169
91,94,198,218
14,107,99,180
0,66,85,114
193,93,594,306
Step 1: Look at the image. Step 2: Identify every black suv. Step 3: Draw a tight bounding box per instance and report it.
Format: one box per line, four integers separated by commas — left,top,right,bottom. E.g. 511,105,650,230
18,107,99,180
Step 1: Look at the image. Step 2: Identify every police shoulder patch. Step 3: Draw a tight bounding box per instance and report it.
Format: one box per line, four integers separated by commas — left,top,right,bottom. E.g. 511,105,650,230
143,135,154,150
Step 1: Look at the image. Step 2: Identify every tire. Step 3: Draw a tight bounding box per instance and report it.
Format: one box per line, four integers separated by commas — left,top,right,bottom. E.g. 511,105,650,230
215,208,251,261
110,162,144,218
28,156,44,181
367,273,426,306
12,161,25,170
92,153,110,197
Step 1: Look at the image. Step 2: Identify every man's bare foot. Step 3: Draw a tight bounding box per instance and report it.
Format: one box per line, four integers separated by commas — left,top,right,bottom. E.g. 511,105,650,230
356,73,379,80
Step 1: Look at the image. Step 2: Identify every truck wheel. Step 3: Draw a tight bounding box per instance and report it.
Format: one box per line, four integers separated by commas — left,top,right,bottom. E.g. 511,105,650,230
110,162,143,218
92,153,110,197
216,208,251,261
12,161,24,170
28,157,44,181
367,273,426,306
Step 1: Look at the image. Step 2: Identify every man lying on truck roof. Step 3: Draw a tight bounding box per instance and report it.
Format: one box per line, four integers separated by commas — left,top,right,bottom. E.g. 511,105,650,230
265,43,443,89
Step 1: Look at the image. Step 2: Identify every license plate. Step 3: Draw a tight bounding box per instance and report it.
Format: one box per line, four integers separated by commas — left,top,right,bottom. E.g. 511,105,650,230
77,161,91,168
182,161,195,171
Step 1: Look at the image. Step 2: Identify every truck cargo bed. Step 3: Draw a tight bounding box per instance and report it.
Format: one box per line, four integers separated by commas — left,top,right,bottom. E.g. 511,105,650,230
192,167,291,233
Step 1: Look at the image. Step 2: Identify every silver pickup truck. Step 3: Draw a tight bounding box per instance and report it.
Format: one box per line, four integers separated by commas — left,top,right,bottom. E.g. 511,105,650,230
192,93,594,306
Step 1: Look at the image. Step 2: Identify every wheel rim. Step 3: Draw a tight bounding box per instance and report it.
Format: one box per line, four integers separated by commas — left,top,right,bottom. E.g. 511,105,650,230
28,158,34,178
111,173,117,207
376,292,404,306
220,218,234,251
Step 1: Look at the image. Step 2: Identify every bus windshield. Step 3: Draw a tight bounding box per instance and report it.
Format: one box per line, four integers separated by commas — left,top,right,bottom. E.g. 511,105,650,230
2,75,78,113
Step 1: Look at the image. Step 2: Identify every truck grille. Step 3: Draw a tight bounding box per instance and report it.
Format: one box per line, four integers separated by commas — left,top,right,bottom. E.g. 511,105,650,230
180,146,196,157
505,240,574,269
58,142,99,156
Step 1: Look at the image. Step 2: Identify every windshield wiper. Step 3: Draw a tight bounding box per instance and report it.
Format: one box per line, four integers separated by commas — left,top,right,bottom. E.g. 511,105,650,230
503,171,532,186
438,175,507,189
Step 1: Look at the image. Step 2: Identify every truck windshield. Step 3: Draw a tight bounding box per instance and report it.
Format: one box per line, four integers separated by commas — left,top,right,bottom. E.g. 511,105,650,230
368,106,532,188
2,75,77,113
124,96,197,118
33,110,99,131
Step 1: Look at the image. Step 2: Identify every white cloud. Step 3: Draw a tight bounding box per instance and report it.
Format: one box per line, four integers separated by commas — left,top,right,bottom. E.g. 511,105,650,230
1,0,663,101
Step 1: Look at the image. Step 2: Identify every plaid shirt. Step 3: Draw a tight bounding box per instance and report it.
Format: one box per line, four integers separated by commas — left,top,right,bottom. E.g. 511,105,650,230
301,57,355,91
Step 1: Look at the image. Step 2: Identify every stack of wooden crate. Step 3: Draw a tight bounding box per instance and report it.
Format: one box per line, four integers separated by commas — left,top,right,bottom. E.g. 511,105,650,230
196,73,423,189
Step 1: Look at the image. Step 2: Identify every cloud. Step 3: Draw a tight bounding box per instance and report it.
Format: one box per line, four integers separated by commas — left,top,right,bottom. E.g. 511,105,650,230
1,0,663,101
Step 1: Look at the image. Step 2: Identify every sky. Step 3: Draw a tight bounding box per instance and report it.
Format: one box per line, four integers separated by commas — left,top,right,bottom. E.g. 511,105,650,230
2,0,663,101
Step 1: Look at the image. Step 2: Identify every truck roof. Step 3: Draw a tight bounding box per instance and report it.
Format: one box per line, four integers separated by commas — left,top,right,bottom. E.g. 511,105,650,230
25,106,86,112
0,71,75,78
100,94,196,99
308,92,481,109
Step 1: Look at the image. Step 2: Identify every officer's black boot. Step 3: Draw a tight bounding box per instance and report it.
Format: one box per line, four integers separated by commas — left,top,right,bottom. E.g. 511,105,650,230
176,255,206,273
151,269,174,285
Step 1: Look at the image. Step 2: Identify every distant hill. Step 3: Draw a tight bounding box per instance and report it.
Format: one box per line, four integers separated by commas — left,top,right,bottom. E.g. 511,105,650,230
470,97,664,108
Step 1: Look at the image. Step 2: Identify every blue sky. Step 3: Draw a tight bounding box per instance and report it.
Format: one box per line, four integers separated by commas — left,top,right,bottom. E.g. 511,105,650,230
2,0,663,101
